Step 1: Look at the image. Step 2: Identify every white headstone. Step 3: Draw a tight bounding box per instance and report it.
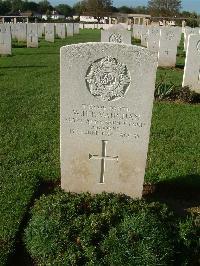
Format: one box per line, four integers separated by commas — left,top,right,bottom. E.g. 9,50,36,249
132,25,142,39
45,23,54,42
84,24,95,30
27,24,38,48
11,24,18,39
17,23,26,42
102,24,109,30
74,23,80,34
109,24,127,30
158,28,179,67
56,23,66,39
37,23,44,38
184,27,200,51
101,29,131,44
60,42,158,198
0,24,11,55
147,27,161,52
98,24,103,30
141,26,149,47
66,23,74,36
182,34,200,93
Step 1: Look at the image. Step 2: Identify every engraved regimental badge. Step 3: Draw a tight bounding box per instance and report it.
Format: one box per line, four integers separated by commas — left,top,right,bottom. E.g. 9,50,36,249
109,33,122,43
85,56,131,102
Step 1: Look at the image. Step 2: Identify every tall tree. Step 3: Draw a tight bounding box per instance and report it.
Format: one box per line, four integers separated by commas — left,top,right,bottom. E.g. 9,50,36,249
82,0,113,22
55,4,72,17
0,0,11,15
21,1,39,12
73,1,86,15
38,0,52,13
148,0,182,16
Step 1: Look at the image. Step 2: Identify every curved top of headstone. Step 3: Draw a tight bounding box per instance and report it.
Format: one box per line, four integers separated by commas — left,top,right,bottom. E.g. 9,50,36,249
109,24,127,30
60,42,158,64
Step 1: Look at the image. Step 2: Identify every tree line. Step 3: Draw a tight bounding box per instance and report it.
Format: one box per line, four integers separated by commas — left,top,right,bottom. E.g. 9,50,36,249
0,0,199,20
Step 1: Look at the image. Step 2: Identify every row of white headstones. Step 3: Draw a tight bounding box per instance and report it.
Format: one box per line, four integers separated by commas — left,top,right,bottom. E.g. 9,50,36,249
0,22,121,53
0,22,199,197
101,24,200,93
0,22,80,53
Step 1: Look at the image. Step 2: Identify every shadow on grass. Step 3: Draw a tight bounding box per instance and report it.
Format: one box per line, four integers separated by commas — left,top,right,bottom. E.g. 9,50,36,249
14,52,59,56
12,44,27,48
143,174,200,216
7,180,60,266
0,65,47,69
175,63,185,69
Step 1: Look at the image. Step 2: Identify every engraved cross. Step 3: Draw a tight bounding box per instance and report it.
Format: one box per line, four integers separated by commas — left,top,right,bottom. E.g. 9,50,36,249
89,140,118,184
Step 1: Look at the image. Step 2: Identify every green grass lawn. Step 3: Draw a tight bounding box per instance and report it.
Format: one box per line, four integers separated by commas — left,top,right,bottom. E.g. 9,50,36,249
0,29,200,265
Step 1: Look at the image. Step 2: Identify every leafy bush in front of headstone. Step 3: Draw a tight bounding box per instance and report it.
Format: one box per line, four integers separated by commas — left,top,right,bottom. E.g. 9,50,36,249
101,210,175,265
155,84,200,104
178,215,200,265
167,86,200,104
24,190,181,265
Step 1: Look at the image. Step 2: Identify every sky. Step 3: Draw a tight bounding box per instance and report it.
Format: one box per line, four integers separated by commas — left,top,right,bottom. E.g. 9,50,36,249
50,0,200,13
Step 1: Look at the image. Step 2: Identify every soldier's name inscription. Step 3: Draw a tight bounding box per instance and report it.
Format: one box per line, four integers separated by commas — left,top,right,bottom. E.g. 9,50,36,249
65,103,145,139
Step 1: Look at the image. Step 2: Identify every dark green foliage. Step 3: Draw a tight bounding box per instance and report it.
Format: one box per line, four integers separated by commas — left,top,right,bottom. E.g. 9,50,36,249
25,191,188,266
178,215,200,265
155,85,200,104
102,211,175,266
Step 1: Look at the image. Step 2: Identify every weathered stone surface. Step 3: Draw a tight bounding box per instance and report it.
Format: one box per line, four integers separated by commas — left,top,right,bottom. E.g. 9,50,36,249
184,27,200,51
182,34,200,93
147,27,160,52
10,24,18,39
0,24,11,55
37,23,44,38
132,24,143,39
158,28,180,67
66,23,74,36
141,26,148,47
27,24,38,48
45,23,54,42
56,23,66,39
74,23,80,34
17,23,27,42
101,29,131,44
60,42,158,198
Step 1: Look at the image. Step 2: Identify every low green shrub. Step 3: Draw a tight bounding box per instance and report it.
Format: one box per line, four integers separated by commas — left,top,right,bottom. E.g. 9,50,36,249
155,85,200,104
178,215,200,265
24,190,200,266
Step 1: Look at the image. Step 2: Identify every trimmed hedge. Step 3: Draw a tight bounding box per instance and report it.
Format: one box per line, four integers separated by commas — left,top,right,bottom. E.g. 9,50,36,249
24,190,200,265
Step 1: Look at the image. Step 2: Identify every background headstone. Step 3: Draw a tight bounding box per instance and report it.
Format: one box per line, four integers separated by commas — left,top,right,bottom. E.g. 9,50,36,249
158,28,179,67
182,34,200,93
27,23,38,48
101,29,131,44
60,42,158,198
147,27,160,52
74,23,80,34
0,24,11,55
17,23,27,42
141,26,149,47
56,23,66,39
184,27,200,51
66,23,74,36
45,23,54,42
11,24,18,39
37,23,44,38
